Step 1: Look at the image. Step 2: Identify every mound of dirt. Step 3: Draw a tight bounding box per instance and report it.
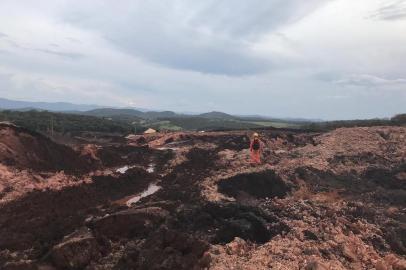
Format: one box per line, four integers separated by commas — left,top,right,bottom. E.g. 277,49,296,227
0,123,96,173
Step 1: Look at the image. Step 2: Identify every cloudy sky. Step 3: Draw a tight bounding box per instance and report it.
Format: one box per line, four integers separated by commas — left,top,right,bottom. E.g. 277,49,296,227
0,0,405,119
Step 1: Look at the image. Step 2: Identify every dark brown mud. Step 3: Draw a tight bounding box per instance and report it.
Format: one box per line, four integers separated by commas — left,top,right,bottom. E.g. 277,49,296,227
218,170,291,200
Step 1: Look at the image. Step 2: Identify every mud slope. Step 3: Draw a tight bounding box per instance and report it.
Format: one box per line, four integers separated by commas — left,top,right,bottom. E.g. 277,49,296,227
0,123,95,173
0,126,405,270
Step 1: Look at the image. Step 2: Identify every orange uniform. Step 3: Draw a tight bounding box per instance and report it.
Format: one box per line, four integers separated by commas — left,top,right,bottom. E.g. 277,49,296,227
250,137,261,164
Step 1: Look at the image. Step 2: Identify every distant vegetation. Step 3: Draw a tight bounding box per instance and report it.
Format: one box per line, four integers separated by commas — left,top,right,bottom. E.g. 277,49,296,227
77,109,302,131
158,117,261,131
83,108,179,120
0,110,135,134
0,107,404,135
301,114,406,131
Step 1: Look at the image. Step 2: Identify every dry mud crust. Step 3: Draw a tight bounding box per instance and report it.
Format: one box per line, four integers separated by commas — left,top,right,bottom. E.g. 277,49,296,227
0,123,96,173
218,170,291,200
0,168,154,263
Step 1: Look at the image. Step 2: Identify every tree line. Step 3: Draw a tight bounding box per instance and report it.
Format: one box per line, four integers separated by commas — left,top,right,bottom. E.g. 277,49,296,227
0,110,135,135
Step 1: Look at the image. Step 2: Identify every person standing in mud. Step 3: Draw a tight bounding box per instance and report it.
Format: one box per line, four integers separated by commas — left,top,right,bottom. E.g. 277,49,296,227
250,132,262,164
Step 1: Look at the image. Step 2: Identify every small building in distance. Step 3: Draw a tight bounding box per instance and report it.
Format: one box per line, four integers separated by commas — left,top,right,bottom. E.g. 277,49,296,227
125,134,137,140
144,128,157,134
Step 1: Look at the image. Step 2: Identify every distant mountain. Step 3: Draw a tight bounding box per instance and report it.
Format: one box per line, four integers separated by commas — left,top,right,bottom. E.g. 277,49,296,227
84,108,144,117
197,111,237,120
143,111,178,119
0,98,322,123
83,108,179,120
0,98,102,112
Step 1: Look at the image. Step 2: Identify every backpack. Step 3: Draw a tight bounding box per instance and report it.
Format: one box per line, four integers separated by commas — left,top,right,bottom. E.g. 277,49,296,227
252,139,260,150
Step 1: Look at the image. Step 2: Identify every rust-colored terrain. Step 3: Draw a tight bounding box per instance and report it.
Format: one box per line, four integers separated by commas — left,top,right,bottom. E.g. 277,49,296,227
0,123,405,269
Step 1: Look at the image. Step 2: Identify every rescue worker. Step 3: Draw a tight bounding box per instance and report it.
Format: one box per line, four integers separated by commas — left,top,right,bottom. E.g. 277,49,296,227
250,132,262,164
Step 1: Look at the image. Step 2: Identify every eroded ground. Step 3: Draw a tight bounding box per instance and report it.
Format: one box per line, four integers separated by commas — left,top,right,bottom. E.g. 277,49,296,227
0,124,405,269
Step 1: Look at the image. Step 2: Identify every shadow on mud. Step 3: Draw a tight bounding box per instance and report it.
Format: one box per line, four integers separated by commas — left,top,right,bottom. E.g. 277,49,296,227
174,202,289,245
218,170,291,200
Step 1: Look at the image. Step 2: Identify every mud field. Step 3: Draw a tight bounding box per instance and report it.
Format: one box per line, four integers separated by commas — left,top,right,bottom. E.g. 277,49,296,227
0,123,405,269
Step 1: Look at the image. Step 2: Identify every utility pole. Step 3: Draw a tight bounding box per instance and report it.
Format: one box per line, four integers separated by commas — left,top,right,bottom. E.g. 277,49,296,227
50,116,54,137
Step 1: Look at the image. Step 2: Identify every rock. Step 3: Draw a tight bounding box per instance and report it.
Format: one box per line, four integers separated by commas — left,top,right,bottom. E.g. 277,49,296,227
303,229,319,241
393,259,406,270
199,251,212,268
342,244,358,262
3,260,36,270
50,228,100,270
350,262,363,270
384,254,406,270
91,207,169,239
37,265,57,270
303,247,321,256
116,227,209,270
305,260,328,270
375,260,389,270
225,237,248,256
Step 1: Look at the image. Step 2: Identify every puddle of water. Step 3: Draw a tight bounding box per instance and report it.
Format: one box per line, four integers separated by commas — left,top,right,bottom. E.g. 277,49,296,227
157,140,191,151
126,183,161,207
157,147,178,151
146,163,155,173
117,164,155,174
116,165,132,174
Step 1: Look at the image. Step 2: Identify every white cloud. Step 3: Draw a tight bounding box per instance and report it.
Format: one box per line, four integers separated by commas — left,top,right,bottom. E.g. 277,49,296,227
369,0,406,20
334,74,406,87
0,0,405,119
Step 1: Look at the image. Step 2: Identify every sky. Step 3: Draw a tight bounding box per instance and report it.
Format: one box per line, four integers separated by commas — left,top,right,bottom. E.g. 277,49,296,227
0,0,405,120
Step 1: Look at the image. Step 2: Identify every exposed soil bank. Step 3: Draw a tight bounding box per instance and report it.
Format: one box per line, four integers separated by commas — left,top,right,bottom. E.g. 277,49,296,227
0,123,96,173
